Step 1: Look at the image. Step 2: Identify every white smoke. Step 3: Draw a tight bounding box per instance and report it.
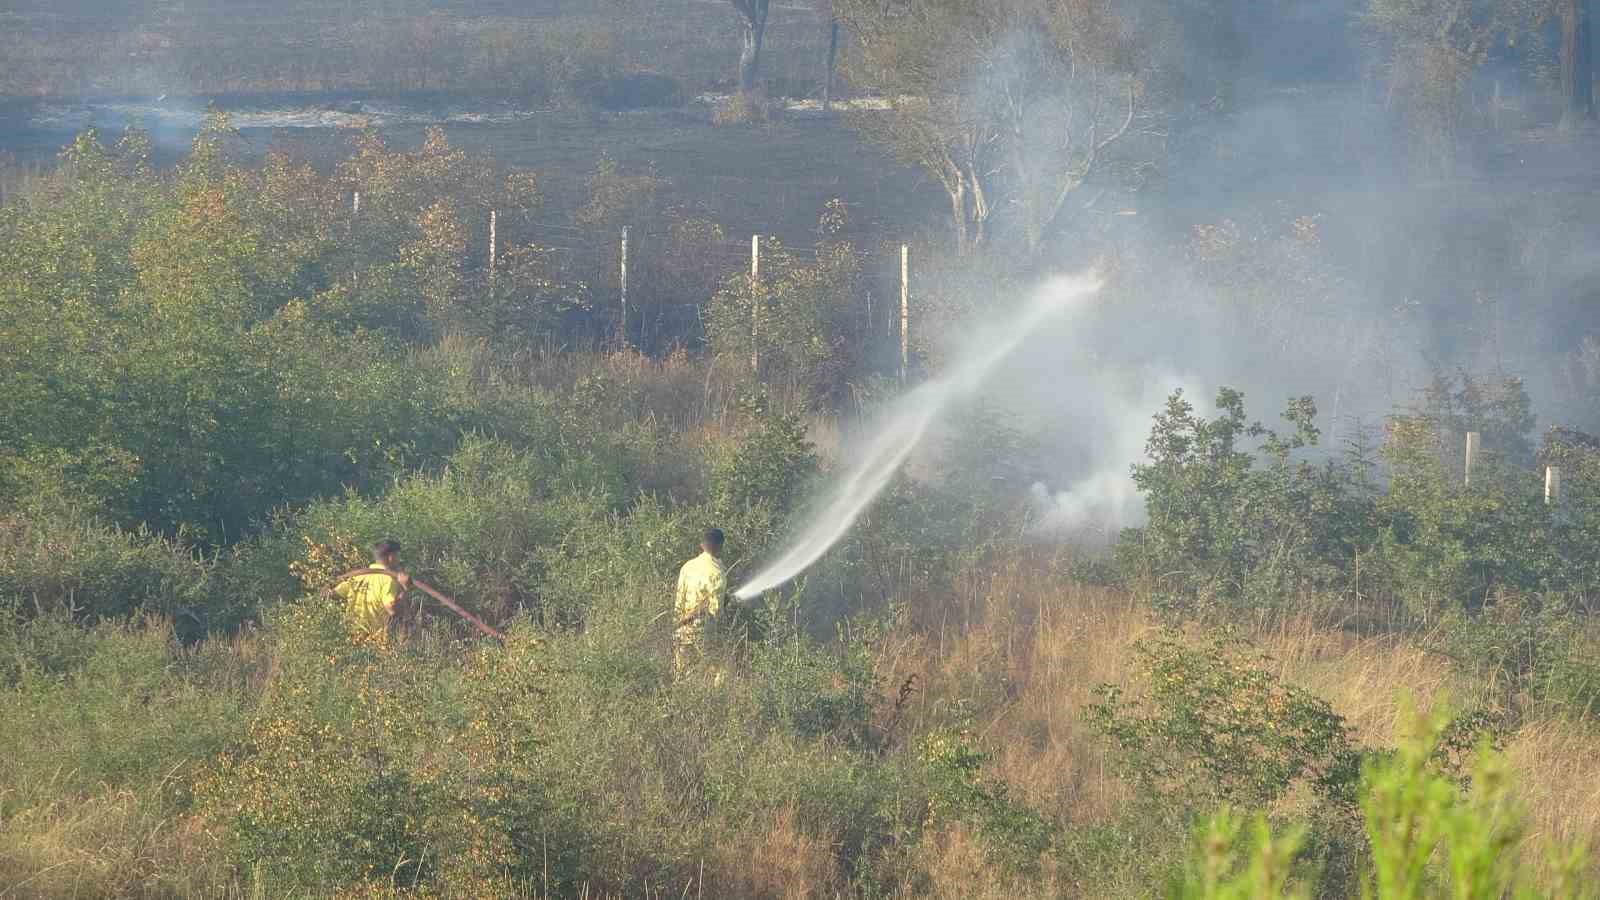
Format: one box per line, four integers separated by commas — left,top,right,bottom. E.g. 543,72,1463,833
1024,369,1205,541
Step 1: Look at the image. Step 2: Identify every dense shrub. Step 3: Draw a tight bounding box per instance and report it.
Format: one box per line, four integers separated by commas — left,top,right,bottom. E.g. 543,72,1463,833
706,225,867,402
1436,597,1600,721
1117,373,1600,625
916,725,1059,877
1086,629,1363,811
0,503,218,633
1174,707,1596,899
200,601,560,893
748,600,880,743
1119,388,1372,619
0,617,255,812
707,400,820,517
1378,412,1554,617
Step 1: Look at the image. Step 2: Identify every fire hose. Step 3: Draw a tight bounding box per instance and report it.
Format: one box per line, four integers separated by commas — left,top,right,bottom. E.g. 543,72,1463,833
328,568,505,641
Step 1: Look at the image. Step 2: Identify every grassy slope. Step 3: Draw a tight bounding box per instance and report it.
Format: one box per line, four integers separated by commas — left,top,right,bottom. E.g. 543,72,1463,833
4,561,1598,896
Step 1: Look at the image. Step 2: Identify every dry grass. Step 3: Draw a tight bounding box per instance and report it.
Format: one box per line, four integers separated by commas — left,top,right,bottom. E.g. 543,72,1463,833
1256,620,1469,744
868,554,1154,842
514,343,816,434
704,807,842,900
0,791,235,900
897,825,1068,900
7,544,1600,896
1505,720,1600,883
877,548,1600,895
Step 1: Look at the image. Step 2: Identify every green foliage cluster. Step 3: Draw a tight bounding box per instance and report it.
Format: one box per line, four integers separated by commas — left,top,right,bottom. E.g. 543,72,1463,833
1173,706,1595,899
0,503,216,630
1087,630,1363,812
1119,372,1600,720
707,398,821,518
0,615,256,896
707,232,868,403
182,595,989,896
1121,386,1369,619
916,724,1058,876
0,121,515,543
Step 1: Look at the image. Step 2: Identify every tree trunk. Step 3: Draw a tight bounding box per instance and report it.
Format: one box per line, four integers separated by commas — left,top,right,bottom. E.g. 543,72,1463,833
823,18,840,113
1562,0,1596,128
950,180,969,255
970,176,990,248
738,10,768,94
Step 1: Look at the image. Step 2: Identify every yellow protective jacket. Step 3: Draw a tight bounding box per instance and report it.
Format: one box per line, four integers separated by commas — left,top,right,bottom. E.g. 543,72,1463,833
674,551,727,644
334,562,403,640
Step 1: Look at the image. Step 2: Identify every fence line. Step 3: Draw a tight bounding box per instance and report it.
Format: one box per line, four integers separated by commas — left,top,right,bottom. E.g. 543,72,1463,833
1460,433,1577,512
470,208,917,374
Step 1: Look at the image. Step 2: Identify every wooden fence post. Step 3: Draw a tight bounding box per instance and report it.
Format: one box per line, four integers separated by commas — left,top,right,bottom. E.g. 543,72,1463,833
751,234,761,375
488,209,497,285
619,225,629,347
1464,431,1480,487
899,243,909,386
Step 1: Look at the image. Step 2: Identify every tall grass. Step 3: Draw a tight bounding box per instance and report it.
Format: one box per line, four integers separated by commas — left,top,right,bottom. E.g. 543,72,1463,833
4,550,1599,895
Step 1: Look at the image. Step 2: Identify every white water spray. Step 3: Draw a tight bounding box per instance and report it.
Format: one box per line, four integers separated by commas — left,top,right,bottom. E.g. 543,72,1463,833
734,272,1104,600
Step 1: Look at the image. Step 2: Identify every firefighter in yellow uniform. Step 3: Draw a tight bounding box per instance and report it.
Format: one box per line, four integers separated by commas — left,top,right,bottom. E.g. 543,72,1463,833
674,528,728,675
333,539,412,644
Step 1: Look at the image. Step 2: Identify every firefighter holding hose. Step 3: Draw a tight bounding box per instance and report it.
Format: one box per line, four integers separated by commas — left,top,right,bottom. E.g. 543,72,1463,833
674,527,728,675
334,539,413,644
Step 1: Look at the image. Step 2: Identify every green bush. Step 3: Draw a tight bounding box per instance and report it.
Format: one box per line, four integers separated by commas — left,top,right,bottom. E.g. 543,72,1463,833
1436,596,1600,721
748,602,879,743
0,617,254,816
915,723,1058,877
706,228,866,402
1086,629,1362,811
1119,388,1373,620
201,600,565,893
1378,402,1555,616
0,503,218,634
1171,704,1596,899
1358,704,1593,899
707,399,820,518
1167,808,1309,900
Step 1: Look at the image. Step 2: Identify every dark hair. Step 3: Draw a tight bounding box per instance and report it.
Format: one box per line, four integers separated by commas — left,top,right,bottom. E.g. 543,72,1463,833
372,539,402,559
701,528,725,550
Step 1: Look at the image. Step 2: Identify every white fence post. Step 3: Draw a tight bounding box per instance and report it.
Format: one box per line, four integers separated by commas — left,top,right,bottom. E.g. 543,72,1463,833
619,225,629,347
1464,432,1480,487
488,209,497,285
750,234,761,375
899,243,909,386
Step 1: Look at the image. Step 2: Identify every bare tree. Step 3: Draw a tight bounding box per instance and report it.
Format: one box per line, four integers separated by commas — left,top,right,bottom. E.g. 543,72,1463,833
1560,0,1595,127
835,0,1161,256
1363,0,1518,168
731,0,773,94
822,3,841,113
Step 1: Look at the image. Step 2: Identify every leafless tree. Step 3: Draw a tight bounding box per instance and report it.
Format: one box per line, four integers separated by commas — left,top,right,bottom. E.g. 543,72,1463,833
1362,0,1544,166
1559,0,1595,127
835,0,1162,256
731,0,773,94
